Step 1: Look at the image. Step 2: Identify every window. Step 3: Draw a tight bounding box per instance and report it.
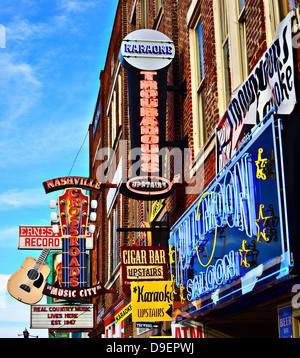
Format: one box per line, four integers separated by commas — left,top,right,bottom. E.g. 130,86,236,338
107,206,118,277
263,0,296,46
155,0,163,17
237,0,248,81
190,15,207,152
219,0,231,106
141,0,149,29
112,207,118,271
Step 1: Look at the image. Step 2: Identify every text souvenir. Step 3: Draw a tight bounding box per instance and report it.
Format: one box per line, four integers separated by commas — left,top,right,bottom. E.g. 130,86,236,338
216,11,298,172
169,116,292,319
119,29,179,200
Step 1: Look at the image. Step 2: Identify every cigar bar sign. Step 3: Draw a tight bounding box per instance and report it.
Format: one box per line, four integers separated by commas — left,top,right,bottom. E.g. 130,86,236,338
121,246,169,293
30,304,93,329
18,225,93,250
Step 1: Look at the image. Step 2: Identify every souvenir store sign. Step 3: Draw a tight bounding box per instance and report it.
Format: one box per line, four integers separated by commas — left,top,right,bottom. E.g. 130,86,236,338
119,29,179,200
169,117,292,318
216,10,298,172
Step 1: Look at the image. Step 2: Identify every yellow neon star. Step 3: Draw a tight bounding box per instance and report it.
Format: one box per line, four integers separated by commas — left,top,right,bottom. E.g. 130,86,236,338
239,240,251,268
255,204,272,243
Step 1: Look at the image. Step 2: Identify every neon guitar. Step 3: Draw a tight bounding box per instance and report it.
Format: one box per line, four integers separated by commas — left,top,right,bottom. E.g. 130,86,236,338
7,249,50,305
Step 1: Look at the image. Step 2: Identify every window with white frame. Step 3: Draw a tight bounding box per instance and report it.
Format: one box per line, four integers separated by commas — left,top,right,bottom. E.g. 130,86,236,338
237,0,248,81
190,14,207,152
107,206,118,277
263,0,296,46
112,206,118,271
219,0,231,107
141,0,149,29
155,0,163,17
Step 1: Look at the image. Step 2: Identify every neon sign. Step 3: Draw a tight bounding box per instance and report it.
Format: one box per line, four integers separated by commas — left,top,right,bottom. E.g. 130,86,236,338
186,250,240,300
169,117,291,310
140,71,160,174
119,30,180,200
57,188,89,288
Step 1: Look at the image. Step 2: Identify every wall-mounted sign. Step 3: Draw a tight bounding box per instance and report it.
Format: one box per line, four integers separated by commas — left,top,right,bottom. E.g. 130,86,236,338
43,176,102,193
43,282,117,300
131,281,173,322
119,30,179,200
18,225,93,250
171,322,204,338
278,306,293,338
215,11,297,172
169,116,291,318
121,246,169,293
114,302,132,324
30,304,93,329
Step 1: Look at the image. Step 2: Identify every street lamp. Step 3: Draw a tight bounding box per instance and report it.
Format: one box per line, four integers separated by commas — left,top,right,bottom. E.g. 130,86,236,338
23,328,29,338
18,328,38,338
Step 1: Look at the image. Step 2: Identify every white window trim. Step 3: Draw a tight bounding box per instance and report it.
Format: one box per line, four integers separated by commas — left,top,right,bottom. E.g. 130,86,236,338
227,0,246,90
213,0,228,118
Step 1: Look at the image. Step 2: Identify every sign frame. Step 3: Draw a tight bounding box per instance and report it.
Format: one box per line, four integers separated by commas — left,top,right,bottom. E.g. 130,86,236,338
30,304,94,329
131,280,173,322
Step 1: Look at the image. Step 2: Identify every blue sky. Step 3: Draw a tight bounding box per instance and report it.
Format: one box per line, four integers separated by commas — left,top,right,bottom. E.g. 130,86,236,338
0,0,118,338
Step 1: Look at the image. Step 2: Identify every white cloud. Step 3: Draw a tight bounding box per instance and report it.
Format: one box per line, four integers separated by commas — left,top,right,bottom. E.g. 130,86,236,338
0,54,42,127
0,188,48,210
58,0,98,12
6,16,51,42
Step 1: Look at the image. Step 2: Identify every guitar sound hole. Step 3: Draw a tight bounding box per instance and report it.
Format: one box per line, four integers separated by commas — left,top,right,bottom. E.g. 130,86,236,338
27,269,39,281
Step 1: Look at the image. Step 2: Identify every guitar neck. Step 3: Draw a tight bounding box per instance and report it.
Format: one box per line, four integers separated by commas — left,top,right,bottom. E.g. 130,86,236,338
34,249,50,271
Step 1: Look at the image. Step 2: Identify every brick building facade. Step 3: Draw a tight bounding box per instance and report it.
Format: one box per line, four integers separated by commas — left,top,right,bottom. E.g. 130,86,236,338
88,0,300,338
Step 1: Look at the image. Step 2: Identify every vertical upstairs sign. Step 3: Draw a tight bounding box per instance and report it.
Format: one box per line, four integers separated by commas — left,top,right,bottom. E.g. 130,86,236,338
119,29,178,200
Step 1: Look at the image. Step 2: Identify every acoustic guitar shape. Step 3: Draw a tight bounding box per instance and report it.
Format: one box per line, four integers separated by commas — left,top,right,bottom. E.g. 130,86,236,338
7,249,50,304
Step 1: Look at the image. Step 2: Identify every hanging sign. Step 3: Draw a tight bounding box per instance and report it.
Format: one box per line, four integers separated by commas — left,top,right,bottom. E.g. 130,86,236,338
119,29,179,200
57,188,89,289
121,246,169,293
131,281,173,322
215,11,297,172
18,225,93,250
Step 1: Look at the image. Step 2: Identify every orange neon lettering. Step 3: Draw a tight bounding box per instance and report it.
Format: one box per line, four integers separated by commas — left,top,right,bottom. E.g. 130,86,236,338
140,89,158,98
141,144,159,153
140,80,158,90
141,154,159,163
140,126,159,135
141,163,160,172
140,98,158,107
141,134,159,144
140,107,158,117
140,117,158,126
140,71,157,80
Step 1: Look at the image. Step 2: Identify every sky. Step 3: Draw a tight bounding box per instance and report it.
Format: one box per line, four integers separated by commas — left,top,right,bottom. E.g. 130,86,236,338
0,0,118,338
